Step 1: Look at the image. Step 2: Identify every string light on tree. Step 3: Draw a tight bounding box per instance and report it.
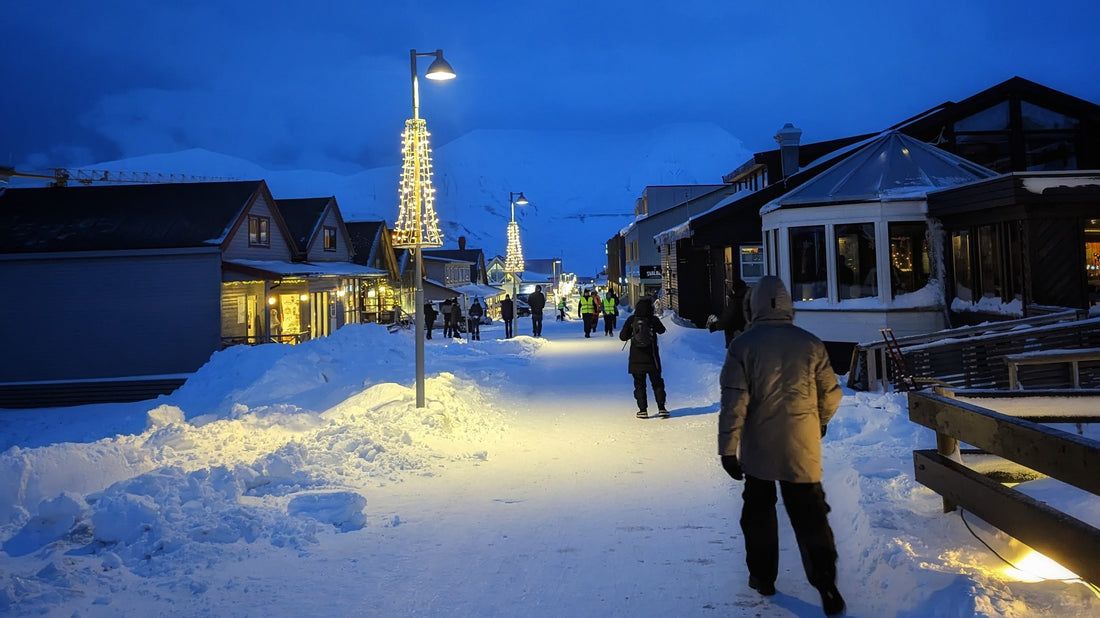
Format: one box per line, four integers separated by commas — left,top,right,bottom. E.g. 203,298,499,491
392,118,443,248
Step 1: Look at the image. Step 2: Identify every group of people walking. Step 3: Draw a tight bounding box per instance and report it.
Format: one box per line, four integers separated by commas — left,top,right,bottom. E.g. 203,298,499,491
577,288,619,338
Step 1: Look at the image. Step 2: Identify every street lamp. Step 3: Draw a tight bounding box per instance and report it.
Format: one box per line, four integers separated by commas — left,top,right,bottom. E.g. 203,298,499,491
504,191,528,298
392,48,455,408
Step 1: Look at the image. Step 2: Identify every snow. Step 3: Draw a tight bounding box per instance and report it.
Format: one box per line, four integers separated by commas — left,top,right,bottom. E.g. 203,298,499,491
1021,175,1100,194
2,310,1099,616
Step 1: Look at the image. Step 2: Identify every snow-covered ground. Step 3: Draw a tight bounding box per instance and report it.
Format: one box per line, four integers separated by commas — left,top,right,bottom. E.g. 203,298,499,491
2,308,1098,617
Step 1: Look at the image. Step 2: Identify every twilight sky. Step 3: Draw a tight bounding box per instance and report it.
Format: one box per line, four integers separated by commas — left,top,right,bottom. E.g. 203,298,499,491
4,1,1100,175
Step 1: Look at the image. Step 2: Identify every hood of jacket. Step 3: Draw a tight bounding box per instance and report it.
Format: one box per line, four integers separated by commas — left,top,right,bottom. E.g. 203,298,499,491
749,276,793,324
634,296,654,317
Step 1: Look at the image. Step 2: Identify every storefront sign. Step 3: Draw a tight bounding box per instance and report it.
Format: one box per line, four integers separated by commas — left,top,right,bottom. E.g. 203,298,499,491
640,265,661,279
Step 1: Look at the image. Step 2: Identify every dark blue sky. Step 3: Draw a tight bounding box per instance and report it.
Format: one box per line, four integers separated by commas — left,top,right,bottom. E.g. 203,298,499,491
3,1,1100,174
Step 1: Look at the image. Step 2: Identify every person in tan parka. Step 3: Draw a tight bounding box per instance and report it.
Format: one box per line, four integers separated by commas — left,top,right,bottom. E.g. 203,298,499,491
717,275,845,616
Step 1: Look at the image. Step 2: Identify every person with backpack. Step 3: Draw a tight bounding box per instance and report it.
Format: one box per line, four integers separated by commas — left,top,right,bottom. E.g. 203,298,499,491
468,297,484,341
556,295,567,321
578,289,597,338
602,291,619,336
500,294,515,339
618,295,668,418
717,276,845,616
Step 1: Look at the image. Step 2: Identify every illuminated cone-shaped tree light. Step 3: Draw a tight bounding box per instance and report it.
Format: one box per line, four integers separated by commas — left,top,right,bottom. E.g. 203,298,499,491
392,118,443,248
504,220,525,274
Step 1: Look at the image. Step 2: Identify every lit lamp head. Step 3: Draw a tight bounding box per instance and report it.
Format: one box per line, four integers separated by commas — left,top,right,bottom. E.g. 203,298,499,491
425,51,456,81
514,192,529,206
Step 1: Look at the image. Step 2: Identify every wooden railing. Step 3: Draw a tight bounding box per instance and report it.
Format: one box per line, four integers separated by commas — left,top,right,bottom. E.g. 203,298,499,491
908,389,1100,585
849,311,1098,391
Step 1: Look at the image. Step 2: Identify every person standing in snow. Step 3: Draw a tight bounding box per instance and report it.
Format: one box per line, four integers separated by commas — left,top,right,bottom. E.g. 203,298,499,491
441,298,453,337
602,290,619,336
468,297,484,341
717,275,845,616
706,278,749,348
578,289,597,338
556,295,567,321
423,301,438,340
500,294,515,339
448,297,463,338
618,295,668,419
527,285,546,337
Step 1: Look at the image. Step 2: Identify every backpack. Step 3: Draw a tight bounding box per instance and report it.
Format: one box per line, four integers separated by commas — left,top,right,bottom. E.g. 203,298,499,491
631,317,654,348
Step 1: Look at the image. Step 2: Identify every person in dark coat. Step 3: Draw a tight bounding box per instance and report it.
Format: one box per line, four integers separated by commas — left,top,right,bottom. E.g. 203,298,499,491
423,302,438,340
717,275,845,616
707,279,749,348
527,285,546,337
468,297,484,340
448,298,462,338
500,294,515,339
441,298,454,338
618,295,668,419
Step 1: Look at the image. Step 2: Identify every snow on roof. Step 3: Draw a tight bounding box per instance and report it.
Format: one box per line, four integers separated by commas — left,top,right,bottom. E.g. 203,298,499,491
224,259,386,277
451,282,507,300
761,131,999,214
1021,174,1100,194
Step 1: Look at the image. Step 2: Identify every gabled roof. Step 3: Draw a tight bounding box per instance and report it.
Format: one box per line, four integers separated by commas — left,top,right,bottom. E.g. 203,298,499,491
0,180,267,254
346,221,385,263
278,197,332,254
422,248,485,263
767,131,999,210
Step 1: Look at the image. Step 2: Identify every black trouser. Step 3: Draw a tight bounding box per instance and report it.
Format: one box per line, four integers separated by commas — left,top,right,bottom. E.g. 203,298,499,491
631,368,665,411
531,314,543,337
504,319,513,338
603,314,616,335
740,475,838,590
582,313,595,336
468,317,480,340
443,319,452,338
426,322,434,339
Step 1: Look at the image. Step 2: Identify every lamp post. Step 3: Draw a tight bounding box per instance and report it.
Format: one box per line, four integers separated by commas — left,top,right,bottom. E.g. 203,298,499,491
504,191,528,299
392,48,455,408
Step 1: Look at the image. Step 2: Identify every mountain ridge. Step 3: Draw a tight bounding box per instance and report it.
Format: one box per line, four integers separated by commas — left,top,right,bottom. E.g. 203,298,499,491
21,124,751,275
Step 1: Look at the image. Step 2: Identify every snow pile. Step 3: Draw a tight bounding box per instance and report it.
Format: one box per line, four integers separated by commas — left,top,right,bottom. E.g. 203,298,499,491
1,313,1098,616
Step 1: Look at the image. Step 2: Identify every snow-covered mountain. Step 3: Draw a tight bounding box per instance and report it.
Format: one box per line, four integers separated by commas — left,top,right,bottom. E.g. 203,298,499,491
29,123,751,275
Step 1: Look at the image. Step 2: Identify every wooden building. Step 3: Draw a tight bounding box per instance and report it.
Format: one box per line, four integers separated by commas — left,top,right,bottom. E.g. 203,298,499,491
928,172,1100,323
0,181,380,407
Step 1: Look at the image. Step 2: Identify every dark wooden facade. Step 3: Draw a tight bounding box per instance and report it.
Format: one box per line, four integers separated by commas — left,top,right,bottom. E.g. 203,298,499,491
928,173,1100,324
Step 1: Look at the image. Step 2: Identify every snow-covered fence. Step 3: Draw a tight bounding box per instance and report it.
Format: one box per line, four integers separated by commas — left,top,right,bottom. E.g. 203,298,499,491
908,389,1100,585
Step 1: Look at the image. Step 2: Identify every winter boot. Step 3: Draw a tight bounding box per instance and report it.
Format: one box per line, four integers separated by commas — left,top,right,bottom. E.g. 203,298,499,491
658,408,670,419
636,410,648,419
818,584,845,616
748,576,776,596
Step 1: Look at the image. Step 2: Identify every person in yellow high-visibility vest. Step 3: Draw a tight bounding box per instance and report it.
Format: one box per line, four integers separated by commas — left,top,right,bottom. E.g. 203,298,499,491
602,291,619,336
577,289,597,338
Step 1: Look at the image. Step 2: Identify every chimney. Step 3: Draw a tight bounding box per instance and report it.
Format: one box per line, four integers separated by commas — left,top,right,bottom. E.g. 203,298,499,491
458,236,467,250
774,123,802,180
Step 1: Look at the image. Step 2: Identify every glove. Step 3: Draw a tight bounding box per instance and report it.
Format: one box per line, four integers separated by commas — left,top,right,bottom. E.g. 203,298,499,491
706,314,718,332
821,425,828,438
721,455,743,480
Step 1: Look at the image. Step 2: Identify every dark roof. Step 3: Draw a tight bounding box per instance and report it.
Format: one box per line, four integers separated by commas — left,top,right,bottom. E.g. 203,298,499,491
345,221,385,266
278,197,332,253
0,180,265,254
770,131,999,208
422,249,484,263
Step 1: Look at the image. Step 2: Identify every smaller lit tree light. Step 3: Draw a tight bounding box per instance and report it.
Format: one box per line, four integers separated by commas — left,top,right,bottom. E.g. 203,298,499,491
504,191,529,297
